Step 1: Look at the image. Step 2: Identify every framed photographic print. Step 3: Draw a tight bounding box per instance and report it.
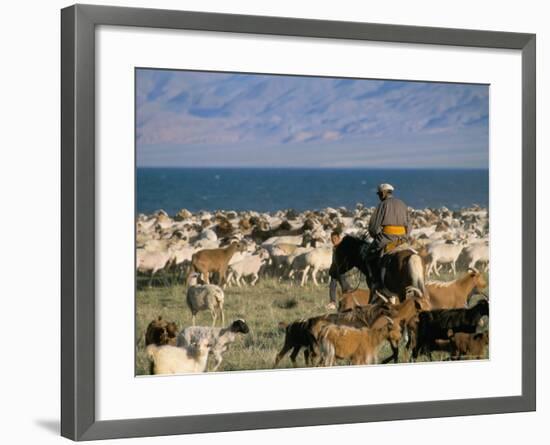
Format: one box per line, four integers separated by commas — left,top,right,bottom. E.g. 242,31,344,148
61,4,536,441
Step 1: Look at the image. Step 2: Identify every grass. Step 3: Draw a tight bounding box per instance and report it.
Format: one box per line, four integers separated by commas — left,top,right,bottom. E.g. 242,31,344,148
135,268,489,375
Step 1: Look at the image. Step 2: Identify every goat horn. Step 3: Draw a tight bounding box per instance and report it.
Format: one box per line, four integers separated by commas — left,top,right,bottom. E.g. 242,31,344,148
405,286,423,299
468,267,480,274
375,290,389,303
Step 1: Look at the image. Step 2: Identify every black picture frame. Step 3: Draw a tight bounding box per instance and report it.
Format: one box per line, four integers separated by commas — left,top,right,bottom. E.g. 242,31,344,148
61,4,536,441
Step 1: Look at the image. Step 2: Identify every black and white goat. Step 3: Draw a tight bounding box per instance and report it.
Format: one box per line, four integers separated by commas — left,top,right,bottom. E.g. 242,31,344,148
177,319,250,371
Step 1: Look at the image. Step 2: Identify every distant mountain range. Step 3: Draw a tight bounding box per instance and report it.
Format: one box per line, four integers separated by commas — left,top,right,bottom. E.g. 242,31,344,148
136,70,488,146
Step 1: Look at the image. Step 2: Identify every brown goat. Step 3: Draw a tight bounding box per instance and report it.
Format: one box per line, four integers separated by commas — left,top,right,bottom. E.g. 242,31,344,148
145,316,178,347
427,268,487,309
189,241,245,286
274,304,390,368
448,330,489,360
319,317,401,366
310,304,391,341
381,292,429,363
338,288,371,312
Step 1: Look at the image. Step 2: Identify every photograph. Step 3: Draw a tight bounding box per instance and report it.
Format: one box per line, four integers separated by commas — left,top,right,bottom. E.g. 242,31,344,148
0,0,540,442
135,68,490,376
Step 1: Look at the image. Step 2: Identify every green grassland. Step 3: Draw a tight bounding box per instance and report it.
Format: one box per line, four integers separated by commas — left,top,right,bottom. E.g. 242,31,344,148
135,270,487,375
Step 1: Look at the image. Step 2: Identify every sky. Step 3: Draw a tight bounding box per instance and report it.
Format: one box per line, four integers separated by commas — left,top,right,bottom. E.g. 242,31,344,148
136,69,489,168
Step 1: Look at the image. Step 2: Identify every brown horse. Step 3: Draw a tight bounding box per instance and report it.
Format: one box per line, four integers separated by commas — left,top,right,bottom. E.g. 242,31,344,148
332,235,428,302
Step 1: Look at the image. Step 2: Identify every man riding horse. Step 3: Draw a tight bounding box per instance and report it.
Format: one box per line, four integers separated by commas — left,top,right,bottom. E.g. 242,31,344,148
365,183,410,295
327,183,426,305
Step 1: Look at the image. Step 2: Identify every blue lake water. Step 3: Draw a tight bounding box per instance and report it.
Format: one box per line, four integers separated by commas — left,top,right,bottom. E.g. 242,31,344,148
137,168,488,214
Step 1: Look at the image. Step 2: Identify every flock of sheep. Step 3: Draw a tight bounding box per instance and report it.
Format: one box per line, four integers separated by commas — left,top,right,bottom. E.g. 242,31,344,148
137,203,490,375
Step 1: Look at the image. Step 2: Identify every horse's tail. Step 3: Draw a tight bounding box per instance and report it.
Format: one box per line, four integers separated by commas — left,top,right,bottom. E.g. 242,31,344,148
408,254,428,298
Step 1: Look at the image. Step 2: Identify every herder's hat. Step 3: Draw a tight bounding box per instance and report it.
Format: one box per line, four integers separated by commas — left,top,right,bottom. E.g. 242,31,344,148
377,183,394,193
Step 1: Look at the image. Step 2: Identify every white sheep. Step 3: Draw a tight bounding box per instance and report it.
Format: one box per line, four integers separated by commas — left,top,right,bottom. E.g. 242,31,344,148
177,319,250,371
136,249,175,287
227,250,252,267
282,246,314,281
227,250,270,286
170,245,195,266
289,247,332,286
146,338,211,374
410,225,437,239
198,228,218,241
261,235,304,246
462,240,490,271
426,240,466,276
186,274,225,326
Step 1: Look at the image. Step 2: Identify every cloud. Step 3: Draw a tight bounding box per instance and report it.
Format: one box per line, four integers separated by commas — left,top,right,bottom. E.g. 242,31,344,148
136,69,488,168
